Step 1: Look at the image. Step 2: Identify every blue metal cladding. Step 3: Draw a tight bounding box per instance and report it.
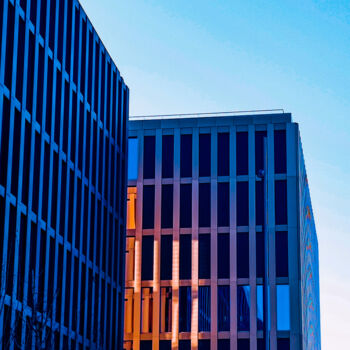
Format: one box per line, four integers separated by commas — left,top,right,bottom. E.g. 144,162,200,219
0,0,129,349
298,139,321,350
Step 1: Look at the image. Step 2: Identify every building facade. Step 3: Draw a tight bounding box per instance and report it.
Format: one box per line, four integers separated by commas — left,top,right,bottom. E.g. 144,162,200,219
124,112,321,350
0,0,128,348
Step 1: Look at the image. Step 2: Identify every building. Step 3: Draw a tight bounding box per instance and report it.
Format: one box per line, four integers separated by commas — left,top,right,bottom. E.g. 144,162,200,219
0,0,128,348
124,112,321,350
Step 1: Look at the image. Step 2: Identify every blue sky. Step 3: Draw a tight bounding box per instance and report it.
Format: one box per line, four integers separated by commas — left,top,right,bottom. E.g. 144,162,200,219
80,0,350,347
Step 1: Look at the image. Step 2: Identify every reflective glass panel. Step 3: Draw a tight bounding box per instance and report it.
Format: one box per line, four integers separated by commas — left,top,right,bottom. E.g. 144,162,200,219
257,285,264,330
128,137,138,180
198,286,211,331
277,285,290,331
237,285,250,331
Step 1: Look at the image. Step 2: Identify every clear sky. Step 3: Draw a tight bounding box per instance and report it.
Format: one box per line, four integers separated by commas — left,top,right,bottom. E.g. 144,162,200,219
80,0,350,347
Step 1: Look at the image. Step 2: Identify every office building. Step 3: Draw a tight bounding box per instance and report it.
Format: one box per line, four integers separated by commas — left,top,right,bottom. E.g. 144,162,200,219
124,112,321,350
0,0,128,348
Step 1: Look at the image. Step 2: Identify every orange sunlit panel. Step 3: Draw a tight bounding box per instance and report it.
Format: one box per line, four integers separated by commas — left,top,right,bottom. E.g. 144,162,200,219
127,187,137,229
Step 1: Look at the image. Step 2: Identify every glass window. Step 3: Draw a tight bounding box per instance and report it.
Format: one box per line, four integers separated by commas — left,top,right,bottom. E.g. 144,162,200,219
161,235,172,280
237,339,250,350
218,339,230,350
255,131,267,175
218,233,230,278
159,340,171,350
218,133,229,176
277,338,290,350
255,180,264,226
218,286,230,331
236,132,248,175
179,287,191,332
180,184,192,228
257,339,266,350
218,182,229,226
199,134,211,177
276,231,288,277
140,340,152,350
237,233,249,278
181,134,192,177
124,288,134,334
141,288,153,333
161,184,173,228
141,236,154,281
277,285,290,331
198,340,210,350
179,340,191,350
237,285,250,331
275,180,287,225
143,185,155,229
128,138,138,180
162,135,174,178
257,285,264,331
143,136,155,179
180,235,192,280
160,287,172,333
198,286,211,332
256,232,264,278
199,183,211,227
199,234,211,279
237,182,249,226
274,130,286,174
125,237,135,282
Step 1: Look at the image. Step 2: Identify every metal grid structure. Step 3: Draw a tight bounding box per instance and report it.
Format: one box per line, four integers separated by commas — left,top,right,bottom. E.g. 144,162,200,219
124,113,321,350
0,0,129,348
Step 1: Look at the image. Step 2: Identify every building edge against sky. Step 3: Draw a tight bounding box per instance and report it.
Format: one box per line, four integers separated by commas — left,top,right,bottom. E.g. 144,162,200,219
0,0,129,348
125,112,321,350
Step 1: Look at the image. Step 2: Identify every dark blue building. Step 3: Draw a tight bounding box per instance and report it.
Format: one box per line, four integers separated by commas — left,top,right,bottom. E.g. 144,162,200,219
0,0,128,348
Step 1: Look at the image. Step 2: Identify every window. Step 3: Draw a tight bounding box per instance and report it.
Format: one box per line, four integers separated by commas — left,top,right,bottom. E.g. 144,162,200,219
180,235,191,280
256,180,264,226
161,235,172,280
143,185,155,229
162,135,174,178
218,182,229,226
277,339,290,350
257,285,264,330
256,232,264,278
159,340,171,350
199,183,210,227
179,286,191,332
218,133,229,176
140,340,152,350
143,136,155,179
237,182,249,226
180,134,192,177
125,237,135,282
237,233,249,278
198,286,211,331
237,285,250,331
199,134,211,177
237,339,250,350
179,340,191,350
160,287,172,332
161,184,173,228
276,231,288,277
124,288,134,334
218,286,230,331
180,184,192,228
218,340,230,350
128,138,138,180
274,130,286,174
257,339,266,350
277,285,290,331
275,180,287,225
218,233,230,278
236,132,248,175
255,131,267,175
199,234,210,279
198,340,210,350
141,288,153,333
141,236,154,280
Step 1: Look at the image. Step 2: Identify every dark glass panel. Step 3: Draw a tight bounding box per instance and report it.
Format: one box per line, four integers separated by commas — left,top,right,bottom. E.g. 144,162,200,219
180,235,191,280
160,287,172,332
142,185,155,229
218,339,230,350
179,340,191,350
218,133,229,176
140,341,152,350
180,134,192,177
161,184,173,229
275,180,287,225
159,340,171,350
218,233,230,279
161,235,172,280
199,234,210,279
199,183,210,227
0,98,10,187
179,286,191,332
256,232,264,278
180,184,192,228
274,130,286,174
237,182,249,226
237,339,250,350
198,286,211,332
256,180,264,225
237,233,249,278
218,182,229,226
277,338,290,350
218,286,230,331
237,286,250,331
198,340,210,350
199,133,211,177
236,132,248,175
276,231,288,277
162,135,174,178
141,236,154,280
143,136,155,179
255,131,267,175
